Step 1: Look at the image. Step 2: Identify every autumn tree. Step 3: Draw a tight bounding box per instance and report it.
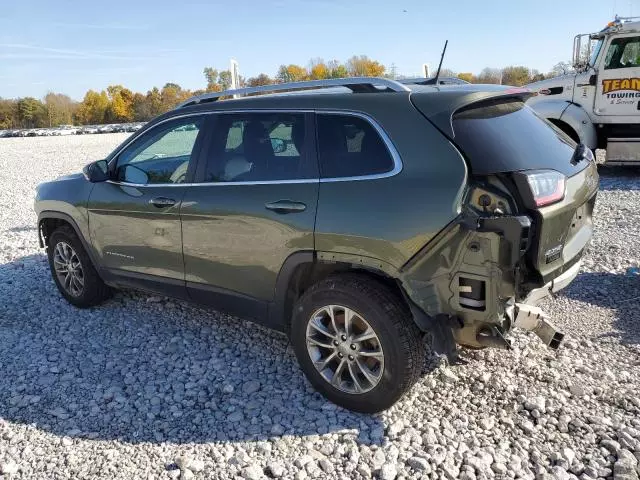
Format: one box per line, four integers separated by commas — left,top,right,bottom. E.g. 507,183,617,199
105,85,134,123
276,64,308,83
457,73,475,83
43,93,76,127
247,74,273,87
346,55,385,77
476,67,502,84
160,83,189,111
308,58,329,80
501,66,531,86
76,90,109,124
0,99,17,129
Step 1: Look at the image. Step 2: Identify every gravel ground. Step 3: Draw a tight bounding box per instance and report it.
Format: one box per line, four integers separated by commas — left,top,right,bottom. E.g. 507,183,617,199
0,135,639,480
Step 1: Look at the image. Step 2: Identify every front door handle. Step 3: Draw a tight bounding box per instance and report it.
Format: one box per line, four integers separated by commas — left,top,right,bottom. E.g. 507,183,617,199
150,197,177,208
265,200,307,214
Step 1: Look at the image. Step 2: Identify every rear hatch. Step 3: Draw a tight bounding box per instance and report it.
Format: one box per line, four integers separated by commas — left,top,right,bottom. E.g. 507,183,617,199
412,93,599,283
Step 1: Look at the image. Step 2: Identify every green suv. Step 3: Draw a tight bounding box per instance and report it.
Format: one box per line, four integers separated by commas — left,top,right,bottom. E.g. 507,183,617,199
34,78,598,413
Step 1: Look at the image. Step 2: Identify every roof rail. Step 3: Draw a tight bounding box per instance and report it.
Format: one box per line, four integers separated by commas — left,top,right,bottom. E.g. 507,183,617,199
177,77,410,108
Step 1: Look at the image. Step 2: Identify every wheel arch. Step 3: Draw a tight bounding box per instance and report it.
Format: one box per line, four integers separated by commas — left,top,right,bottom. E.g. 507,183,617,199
547,118,581,144
529,98,598,149
270,252,406,335
38,211,99,268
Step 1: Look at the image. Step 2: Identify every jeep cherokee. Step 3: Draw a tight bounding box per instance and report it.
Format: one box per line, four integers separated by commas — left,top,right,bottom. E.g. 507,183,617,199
34,77,598,413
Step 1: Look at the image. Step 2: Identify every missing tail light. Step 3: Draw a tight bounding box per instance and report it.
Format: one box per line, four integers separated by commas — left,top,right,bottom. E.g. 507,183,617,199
467,185,512,215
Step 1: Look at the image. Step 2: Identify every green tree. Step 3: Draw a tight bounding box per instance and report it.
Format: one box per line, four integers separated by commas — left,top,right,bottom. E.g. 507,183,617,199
203,67,222,92
146,87,163,117
218,70,232,90
17,97,47,128
327,60,348,79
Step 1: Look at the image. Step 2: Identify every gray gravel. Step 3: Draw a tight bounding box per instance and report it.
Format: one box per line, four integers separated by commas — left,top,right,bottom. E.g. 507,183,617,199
0,136,639,479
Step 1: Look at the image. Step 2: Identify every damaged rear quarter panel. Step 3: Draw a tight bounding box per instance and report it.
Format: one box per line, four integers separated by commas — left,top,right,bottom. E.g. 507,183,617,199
399,212,529,346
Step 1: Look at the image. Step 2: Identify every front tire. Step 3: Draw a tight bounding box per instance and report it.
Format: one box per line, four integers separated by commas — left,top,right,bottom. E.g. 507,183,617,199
47,225,111,308
291,274,425,413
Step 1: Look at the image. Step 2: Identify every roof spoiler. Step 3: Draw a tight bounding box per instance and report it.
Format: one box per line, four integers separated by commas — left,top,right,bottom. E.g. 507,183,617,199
412,88,534,139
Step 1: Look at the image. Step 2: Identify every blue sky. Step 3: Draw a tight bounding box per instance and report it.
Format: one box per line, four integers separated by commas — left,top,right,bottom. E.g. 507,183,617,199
0,0,634,100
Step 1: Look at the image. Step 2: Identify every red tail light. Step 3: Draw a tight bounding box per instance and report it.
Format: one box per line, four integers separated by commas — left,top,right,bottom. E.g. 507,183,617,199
524,170,566,207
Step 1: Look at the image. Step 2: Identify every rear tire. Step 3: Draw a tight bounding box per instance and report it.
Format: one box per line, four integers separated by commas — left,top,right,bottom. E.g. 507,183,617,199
47,225,111,308
291,274,425,413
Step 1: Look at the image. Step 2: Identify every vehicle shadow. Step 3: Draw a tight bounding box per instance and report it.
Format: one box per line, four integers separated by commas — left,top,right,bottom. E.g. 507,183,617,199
559,270,640,346
597,165,640,192
7,226,37,233
0,254,425,446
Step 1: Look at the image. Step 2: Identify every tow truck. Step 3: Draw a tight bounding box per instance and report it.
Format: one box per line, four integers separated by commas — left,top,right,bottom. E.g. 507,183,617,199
525,16,640,165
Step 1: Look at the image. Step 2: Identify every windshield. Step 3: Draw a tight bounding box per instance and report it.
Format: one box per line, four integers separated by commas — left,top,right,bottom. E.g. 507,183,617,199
589,37,604,66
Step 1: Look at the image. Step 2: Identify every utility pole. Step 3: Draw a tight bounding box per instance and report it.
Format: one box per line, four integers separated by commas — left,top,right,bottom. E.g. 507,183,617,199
390,63,397,79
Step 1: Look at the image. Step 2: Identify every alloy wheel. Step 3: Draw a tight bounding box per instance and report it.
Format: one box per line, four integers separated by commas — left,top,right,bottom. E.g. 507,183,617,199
53,241,84,297
306,305,384,394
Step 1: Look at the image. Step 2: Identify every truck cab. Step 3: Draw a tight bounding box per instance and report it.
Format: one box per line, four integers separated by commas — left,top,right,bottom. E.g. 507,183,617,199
526,16,640,165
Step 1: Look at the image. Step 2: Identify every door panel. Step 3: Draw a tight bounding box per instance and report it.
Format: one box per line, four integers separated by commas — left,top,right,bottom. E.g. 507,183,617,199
181,182,318,304
88,114,207,297
88,183,186,281
181,111,318,320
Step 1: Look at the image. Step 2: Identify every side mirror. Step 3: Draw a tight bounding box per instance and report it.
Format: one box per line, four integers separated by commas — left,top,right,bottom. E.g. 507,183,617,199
82,159,110,183
271,138,287,154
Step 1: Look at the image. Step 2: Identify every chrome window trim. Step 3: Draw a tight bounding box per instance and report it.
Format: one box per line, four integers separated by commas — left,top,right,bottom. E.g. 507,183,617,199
105,110,402,188
317,110,402,183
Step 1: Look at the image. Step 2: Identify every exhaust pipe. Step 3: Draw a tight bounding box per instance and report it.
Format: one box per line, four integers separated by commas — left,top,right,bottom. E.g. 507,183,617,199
513,303,564,349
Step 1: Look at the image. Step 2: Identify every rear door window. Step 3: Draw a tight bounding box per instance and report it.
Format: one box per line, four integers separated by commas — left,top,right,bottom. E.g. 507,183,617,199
452,100,584,176
202,112,313,182
317,114,395,178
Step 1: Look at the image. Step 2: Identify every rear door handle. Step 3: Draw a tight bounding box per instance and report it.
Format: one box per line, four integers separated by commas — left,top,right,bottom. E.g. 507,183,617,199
150,197,177,208
265,200,307,214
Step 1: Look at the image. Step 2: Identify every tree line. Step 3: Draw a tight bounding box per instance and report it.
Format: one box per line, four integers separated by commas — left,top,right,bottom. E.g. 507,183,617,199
0,57,570,129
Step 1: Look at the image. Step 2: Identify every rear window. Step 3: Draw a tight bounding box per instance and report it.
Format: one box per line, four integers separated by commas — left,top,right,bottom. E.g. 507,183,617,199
452,100,583,176
317,114,394,178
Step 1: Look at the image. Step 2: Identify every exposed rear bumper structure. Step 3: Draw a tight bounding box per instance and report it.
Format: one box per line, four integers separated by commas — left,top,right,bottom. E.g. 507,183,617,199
511,303,565,350
522,259,582,306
